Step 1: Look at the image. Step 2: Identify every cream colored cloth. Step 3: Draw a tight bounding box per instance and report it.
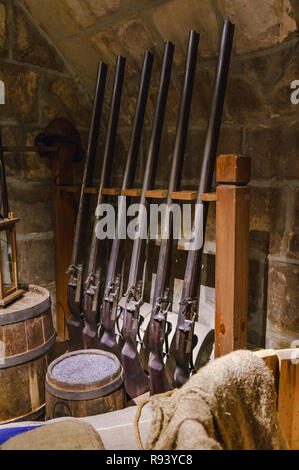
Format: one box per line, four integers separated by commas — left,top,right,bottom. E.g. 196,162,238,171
146,350,288,450
1,419,105,450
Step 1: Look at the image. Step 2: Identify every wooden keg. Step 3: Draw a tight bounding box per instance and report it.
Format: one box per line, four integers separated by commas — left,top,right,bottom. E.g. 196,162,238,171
45,349,126,420
0,285,55,423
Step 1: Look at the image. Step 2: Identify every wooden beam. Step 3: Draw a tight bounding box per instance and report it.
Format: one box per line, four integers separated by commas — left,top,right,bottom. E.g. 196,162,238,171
170,191,217,202
101,187,121,195
171,190,197,200
52,143,77,341
84,187,98,194
276,349,299,450
56,186,121,196
216,154,251,184
201,192,217,202
144,189,168,199
214,154,250,358
121,188,142,197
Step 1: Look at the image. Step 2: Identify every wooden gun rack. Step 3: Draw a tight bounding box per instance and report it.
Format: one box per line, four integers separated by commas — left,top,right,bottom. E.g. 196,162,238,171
2,139,251,354
54,150,251,353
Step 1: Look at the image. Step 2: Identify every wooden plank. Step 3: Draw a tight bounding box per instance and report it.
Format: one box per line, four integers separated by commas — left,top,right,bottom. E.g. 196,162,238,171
201,192,217,202
214,184,250,357
144,189,168,199
276,349,299,450
121,188,142,197
216,154,251,184
171,190,197,200
101,187,121,195
253,349,279,393
84,187,98,194
57,186,118,195
52,144,76,341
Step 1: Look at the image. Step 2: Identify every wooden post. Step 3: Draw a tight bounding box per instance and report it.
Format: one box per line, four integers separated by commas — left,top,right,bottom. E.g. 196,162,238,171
254,348,299,450
51,143,77,342
214,154,251,358
276,349,299,450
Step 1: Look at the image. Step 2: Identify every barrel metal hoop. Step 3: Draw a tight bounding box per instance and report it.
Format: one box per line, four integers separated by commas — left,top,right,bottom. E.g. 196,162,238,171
46,372,124,401
0,333,56,369
0,287,51,326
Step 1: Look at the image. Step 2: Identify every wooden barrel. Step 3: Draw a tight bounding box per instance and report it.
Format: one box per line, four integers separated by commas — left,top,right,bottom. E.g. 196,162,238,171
0,285,55,424
45,349,126,420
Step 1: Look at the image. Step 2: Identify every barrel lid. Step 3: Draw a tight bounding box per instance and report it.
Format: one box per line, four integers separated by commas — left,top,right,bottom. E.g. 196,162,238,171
0,285,50,325
46,349,124,401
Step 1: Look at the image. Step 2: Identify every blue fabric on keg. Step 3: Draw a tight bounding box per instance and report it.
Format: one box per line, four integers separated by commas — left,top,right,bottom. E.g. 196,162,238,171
51,353,117,384
0,425,43,445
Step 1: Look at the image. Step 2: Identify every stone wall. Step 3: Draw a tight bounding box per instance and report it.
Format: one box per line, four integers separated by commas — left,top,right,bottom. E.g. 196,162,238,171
1,0,298,348
0,0,92,329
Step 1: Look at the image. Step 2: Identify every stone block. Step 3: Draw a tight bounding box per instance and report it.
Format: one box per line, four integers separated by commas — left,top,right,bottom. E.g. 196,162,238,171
0,65,38,122
225,72,264,122
17,237,55,285
190,67,216,125
0,126,26,178
217,126,243,157
267,260,299,336
9,182,53,235
117,17,157,64
20,0,94,41
250,186,287,254
39,76,91,128
0,1,7,57
271,40,299,116
244,120,298,180
287,189,299,260
149,0,220,63
216,0,296,54
13,4,66,72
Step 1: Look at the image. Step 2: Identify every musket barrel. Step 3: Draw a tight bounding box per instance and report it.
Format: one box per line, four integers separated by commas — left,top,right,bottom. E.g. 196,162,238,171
173,20,235,388
127,41,174,287
71,61,107,267
87,56,126,277
82,56,126,349
182,19,235,302
67,61,107,350
120,41,175,399
98,51,154,359
147,30,200,396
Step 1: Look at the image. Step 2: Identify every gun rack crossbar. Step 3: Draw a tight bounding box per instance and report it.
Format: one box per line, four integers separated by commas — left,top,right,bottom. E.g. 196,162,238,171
55,185,217,201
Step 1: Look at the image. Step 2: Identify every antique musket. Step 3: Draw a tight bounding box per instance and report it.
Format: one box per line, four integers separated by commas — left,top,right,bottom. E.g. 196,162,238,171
66,62,107,350
146,30,200,396
171,20,235,388
82,56,126,349
98,51,154,359
120,41,174,399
